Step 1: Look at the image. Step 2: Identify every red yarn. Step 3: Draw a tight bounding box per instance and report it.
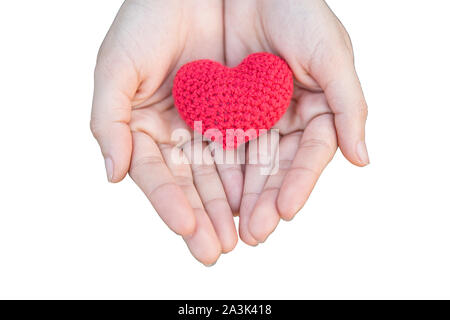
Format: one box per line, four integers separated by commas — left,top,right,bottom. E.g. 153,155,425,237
173,52,293,149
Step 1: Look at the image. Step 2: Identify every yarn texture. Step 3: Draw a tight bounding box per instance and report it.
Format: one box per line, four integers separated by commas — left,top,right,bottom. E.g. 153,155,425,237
173,52,293,149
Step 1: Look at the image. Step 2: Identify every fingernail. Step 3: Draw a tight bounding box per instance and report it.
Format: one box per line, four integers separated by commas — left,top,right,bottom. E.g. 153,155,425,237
356,141,370,165
204,261,217,267
105,157,114,182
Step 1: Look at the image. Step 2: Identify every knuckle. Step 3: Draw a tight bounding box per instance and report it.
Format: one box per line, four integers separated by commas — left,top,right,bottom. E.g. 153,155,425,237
278,159,293,170
89,118,102,139
290,164,321,177
93,60,111,81
362,102,369,118
334,21,354,59
358,100,369,120
203,197,227,209
340,28,354,57
221,165,242,175
94,54,116,82
300,138,334,154
129,156,164,176
173,175,193,188
192,164,216,178
94,47,132,83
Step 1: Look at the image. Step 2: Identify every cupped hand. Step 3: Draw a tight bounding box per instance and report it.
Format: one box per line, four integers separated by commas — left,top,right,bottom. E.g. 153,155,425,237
90,0,240,265
224,0,369,245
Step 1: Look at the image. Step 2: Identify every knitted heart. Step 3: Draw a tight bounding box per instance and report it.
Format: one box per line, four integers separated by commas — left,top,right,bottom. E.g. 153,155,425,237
173,52,293,149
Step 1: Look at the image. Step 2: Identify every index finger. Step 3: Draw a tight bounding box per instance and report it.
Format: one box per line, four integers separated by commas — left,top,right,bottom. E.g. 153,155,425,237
129,131,196,236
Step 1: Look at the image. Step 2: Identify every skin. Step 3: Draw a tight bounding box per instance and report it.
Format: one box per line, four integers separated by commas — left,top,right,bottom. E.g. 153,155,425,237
91,0,369,264
224,0,369,245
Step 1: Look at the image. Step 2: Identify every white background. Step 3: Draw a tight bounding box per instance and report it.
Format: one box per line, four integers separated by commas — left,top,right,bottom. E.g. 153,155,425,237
0,0,449,299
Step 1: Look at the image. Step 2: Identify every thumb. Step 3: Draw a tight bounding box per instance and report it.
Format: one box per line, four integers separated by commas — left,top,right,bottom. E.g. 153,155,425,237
90,58,136,182
312,43,369,167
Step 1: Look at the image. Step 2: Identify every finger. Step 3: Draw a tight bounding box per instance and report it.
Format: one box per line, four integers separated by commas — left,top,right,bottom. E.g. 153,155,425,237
129,132,195,236
159,143,222,265
310,43,369,167
91,54,138,183
239,192,260,246
277,114,338,220
183,141,238,253
239,132,278,245
211,142,244,214
249,132,302,243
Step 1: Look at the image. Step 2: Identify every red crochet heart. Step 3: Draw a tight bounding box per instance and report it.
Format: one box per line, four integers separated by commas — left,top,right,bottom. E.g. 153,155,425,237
173,52,293,149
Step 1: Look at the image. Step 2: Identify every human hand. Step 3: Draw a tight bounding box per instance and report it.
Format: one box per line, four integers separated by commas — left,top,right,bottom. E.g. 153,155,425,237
225,0,369,245
90,0,239,265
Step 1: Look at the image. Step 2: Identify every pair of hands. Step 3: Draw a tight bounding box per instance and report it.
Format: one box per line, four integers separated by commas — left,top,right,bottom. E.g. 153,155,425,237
91,0,369,265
